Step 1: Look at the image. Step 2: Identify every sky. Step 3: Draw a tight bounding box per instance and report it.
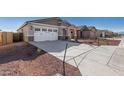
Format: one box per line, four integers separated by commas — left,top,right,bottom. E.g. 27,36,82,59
0,17,124,32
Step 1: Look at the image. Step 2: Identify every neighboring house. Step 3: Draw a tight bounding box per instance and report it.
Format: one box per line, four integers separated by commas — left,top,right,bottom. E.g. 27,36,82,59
77,26,115,39
77,25,97,39
113,32,119,37
17,17,77,42
105,30,114,38
96,29,105,38
97,29,115,38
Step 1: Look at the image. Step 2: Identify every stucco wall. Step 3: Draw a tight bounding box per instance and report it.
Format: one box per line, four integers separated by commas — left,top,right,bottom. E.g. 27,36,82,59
77,30,81,39
96,30,102,37
18,23,32,42
82,31,90,39
90,31,96,39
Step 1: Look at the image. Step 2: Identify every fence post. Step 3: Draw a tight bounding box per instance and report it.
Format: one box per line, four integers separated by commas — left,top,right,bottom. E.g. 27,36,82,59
63,43,68,76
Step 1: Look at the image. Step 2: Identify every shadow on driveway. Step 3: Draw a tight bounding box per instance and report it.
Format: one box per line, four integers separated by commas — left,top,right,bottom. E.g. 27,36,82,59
29,40,81,53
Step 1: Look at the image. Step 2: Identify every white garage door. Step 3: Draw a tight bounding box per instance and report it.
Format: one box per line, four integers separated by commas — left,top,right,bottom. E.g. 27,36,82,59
34,27,58,41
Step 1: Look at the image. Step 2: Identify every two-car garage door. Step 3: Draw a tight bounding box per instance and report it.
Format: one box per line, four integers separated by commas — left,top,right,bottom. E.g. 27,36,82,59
34,26,58,42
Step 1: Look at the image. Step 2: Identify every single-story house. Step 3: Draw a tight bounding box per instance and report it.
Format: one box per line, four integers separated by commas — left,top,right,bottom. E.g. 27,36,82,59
77,25,97,39
96,29,115,38
17,17,77,42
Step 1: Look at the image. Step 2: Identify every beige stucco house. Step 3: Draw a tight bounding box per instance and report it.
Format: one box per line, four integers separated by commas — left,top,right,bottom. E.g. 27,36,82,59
77,25,97,39
17,17,77,42
97,29,115,38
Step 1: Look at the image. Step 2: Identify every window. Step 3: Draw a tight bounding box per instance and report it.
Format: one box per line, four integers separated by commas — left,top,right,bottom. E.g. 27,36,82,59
42,28,47,32
35,28,40,31
53,29,57,32
48,29,52,32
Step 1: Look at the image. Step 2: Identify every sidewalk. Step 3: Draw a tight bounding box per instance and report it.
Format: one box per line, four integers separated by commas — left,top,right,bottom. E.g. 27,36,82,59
108,37,124,75
119,37,124,47
72,37,124,75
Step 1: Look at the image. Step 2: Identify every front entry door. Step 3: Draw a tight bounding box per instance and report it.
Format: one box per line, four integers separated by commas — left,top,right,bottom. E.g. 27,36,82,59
71,31,75,39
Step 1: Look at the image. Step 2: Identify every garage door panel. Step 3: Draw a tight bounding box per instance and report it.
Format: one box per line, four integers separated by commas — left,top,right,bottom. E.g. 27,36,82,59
34,29,58,41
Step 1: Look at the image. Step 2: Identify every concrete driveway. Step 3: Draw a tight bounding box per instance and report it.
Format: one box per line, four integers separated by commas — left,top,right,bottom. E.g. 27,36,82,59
30,40,97,63
30,39,124,76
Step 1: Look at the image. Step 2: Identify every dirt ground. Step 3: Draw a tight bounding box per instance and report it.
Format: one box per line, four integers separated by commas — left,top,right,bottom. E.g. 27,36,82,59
0,42,81,76
78,39,121,46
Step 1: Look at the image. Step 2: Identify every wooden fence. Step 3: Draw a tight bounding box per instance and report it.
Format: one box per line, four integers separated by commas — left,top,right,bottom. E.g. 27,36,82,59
0,32,13,46
13,33,23,42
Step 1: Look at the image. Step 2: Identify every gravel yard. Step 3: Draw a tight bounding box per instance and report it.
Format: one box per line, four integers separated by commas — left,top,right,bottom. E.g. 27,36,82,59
78,39,121,46
0,42,80,76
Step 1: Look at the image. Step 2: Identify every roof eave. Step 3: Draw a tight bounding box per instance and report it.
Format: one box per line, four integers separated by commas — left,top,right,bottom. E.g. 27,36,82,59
16,22,29,31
